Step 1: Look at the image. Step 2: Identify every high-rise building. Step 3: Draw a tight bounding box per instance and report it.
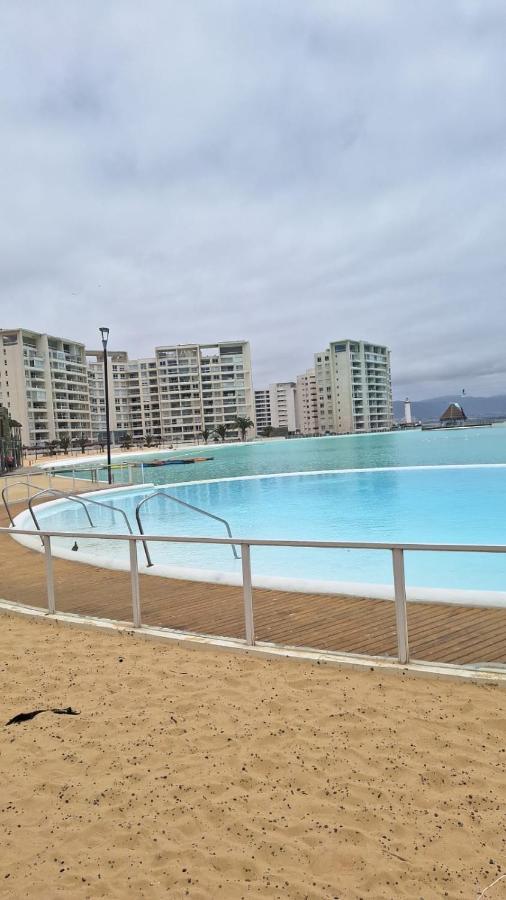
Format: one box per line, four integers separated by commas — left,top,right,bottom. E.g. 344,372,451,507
269,382,297,432
254,390,271,433
255,382,298,434
156,341,255,443
0,328,91,446
86,351,161,443
295,368,318,435
315,340,393,434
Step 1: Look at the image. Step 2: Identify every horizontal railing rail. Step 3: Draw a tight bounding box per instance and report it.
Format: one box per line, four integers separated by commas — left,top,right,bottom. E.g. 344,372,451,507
2,521,506,666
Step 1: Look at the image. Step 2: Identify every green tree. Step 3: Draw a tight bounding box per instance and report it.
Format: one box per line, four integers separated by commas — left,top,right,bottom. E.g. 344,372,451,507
262,425,274,438
121,433,133,450
233,416,254,441
145,432,154,447
78,434,88,454
59,435,71,455
214,424,228,443
48,439,59,456
200,428,211,444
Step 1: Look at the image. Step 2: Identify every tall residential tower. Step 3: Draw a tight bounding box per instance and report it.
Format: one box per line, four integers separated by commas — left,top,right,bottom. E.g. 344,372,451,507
315,340,393,434
0,328,91,446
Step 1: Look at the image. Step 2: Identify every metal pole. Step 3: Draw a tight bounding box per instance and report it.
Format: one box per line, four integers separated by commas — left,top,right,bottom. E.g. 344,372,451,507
42,535,56,614
241,543,255,645
129,540,142,627
141,463,145,484
103,344,112,484
392,548,409,664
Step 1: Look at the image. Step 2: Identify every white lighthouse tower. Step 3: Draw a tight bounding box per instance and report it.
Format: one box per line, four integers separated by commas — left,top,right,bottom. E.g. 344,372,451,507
404,397,412,425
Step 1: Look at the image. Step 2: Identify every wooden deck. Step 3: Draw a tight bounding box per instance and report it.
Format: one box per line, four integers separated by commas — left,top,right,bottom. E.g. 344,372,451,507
1,499,506,667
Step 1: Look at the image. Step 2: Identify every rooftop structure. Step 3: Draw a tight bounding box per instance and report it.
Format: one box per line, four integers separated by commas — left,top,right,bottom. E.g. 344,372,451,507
440,402,467,425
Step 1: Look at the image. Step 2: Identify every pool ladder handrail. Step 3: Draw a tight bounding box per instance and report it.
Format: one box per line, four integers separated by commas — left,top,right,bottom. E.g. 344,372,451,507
135,490,241,568
2,479,48,526
27,489,135,538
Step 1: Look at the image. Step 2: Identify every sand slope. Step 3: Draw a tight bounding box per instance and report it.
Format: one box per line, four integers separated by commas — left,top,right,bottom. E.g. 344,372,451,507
1,614,506,899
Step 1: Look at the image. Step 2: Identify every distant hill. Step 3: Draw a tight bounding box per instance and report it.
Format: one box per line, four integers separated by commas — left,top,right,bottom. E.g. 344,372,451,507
393,395,506,423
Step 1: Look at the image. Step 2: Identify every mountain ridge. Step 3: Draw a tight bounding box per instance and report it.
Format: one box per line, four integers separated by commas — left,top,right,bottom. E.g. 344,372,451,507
393,394,506,422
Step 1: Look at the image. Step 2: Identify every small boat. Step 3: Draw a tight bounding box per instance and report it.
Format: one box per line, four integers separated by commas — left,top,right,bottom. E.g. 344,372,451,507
142,457,213,468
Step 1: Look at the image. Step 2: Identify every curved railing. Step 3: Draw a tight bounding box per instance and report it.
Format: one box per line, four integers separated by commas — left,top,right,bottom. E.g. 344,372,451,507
28,489,94,532
135,490,241,567
27,488,135,537
6,520,506,667
2,480,45,526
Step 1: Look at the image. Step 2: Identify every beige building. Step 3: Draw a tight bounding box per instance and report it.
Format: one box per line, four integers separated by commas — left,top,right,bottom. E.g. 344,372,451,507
315,340,393,434
254,390,271,433
269,382,297,432
86,351,161,443
156,341,255,443
295,368,319,435
0,328,91,446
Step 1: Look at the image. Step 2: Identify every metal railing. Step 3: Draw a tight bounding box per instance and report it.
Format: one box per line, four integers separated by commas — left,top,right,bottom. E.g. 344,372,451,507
2,477,60,525
27,489,135,536
3,523,506,665
135,490,240,567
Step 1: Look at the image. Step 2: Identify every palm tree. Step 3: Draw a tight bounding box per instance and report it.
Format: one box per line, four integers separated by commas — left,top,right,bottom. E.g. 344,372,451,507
121,433,133,450
59,435,71,455
234,416,254,441
78,433,88,454
200,428,211,444
214,424,228,442
145,432,154,447
262,425,275,438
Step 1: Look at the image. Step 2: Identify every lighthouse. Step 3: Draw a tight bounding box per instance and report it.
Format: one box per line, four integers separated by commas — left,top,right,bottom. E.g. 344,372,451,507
404,398,412,425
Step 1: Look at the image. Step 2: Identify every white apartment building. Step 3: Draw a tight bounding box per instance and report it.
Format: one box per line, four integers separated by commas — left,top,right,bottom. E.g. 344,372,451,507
0,328,91,446
156,341,255,443
86,351,161,443
295,368,319,435
315,340,393,434
254,390,271,433
254,382,297,434
269,382,297,432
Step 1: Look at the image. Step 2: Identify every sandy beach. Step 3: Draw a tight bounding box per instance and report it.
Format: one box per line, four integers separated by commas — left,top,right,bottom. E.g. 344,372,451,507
1,614,506,899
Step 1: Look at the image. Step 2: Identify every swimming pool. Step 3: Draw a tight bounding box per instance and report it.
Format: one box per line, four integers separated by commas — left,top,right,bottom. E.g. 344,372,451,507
15,464,506,603
52,425,506,486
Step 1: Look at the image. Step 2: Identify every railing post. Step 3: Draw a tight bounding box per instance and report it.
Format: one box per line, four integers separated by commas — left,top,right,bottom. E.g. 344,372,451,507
42,535,56,614
392,548,409,664
128,464,133,484
72,470,76,492
140,463,145,485
129,540,142,628
48,471,53,489
241,543,255,646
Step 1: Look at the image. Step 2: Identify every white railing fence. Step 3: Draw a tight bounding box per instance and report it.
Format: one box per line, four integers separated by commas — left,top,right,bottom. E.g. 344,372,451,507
2,525,506,665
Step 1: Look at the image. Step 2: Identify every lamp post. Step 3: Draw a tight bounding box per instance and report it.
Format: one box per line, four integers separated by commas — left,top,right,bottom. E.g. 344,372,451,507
99,327,112,484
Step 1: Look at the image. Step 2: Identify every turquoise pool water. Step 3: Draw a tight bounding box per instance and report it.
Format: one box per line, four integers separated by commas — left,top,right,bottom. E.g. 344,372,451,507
22,464,506,598
61,425,506,486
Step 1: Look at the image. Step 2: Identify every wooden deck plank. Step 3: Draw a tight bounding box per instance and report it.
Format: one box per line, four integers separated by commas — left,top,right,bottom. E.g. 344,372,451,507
1,498,506,666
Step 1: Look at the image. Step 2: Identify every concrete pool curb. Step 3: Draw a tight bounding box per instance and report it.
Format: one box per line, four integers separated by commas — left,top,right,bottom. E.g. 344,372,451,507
1,597,506,684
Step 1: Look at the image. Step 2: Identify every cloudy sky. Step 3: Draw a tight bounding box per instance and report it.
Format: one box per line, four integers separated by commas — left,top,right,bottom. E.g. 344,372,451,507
1,1,505,399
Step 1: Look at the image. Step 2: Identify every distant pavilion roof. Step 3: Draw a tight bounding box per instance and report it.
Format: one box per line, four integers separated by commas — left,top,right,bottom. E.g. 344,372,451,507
440,402,467,422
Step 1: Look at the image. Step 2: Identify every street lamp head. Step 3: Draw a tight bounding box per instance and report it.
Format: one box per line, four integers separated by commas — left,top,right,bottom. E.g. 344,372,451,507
99,326,110,349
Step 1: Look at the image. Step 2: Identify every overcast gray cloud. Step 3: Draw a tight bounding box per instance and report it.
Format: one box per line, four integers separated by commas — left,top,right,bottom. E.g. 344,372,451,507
1,0,505,398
